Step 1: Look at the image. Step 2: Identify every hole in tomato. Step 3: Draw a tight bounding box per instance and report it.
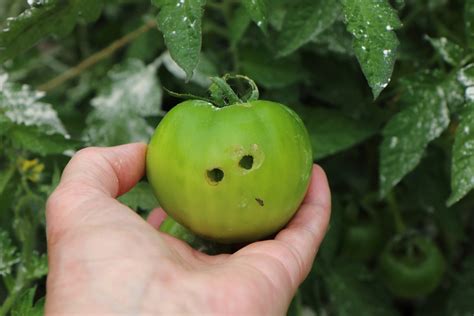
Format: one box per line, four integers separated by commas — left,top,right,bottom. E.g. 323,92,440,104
255,198,264,206
239,155,254,170
207,168,224,184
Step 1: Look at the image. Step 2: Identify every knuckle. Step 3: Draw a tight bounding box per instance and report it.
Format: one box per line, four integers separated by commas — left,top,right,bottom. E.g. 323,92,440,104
73,146,102,161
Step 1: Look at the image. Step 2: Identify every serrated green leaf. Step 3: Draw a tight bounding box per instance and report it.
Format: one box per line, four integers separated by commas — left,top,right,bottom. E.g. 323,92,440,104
379,74,451,197
448,105,474,206
426,36,464,66
153,0,205,80
0,230,20,277
466,0,474,49
324,261,398,316
0,74,67,136
11,287,44,316
0,0,104,63
9,125,78,156
229,5,251,48
118,182,159,210
240,47,305,89
296,107,377,160
241,0,268,33
341,0,402,98
84,59,162,146
446,255,474,315
276,0,340,57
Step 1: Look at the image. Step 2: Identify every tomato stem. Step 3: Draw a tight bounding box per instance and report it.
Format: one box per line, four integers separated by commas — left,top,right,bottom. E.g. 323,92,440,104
209,74,259,107
386,192,406,234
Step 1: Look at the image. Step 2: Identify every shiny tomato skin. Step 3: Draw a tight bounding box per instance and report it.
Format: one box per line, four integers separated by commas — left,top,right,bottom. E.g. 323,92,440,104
147,100,312,243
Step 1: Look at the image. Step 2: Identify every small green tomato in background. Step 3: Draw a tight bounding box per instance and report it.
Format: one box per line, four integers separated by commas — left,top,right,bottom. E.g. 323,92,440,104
147,75,313,243
378,235,446,299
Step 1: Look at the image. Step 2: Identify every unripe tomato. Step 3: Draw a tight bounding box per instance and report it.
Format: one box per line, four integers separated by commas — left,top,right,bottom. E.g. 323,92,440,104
341,219,384,262
378,235,446,299
147,99,312,243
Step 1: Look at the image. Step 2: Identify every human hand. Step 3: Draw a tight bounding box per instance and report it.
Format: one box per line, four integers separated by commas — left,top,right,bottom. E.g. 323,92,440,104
45,143,331,315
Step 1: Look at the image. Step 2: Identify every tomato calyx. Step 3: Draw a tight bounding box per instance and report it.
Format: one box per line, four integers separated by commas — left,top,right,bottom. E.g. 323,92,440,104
163,74,260,108
208,74,259,107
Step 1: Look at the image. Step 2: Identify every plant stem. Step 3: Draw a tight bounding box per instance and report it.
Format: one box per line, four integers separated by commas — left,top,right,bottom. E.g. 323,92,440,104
37,19,156,92
0,284,24,316
386,192,405,234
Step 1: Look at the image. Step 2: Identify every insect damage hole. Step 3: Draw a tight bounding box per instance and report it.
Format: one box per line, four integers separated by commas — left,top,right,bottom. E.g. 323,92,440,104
239,155,254,170
207,168,224,184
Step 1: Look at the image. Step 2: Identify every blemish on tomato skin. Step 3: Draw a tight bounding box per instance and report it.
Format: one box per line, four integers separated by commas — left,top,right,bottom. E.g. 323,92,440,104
255,198,264,206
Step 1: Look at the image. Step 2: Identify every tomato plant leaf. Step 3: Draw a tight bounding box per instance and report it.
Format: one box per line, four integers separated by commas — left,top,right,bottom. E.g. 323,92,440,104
0,0,103,63
323,261,398,316
296,107,377,160
118,182,159,210
229,5,251,49
466,0,474,49
83,59,162,146
448,105,474,206
426,36,465,66
24,252,48,280
310,21,355,56
241,0,268,33
162,51,218,87
379,73,451,197
0,230,20,277
445,255,474,315
0,74,67,136
442,70,468,114
11,287,44,316
267,0,287,31
276,0,340,57
457,63,474,88
9,125,78,156
240,47,305,88
341,0,402,98
152,0,205,80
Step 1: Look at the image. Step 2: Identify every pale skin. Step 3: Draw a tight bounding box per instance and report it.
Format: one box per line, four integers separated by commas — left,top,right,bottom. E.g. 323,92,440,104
45,143,331,315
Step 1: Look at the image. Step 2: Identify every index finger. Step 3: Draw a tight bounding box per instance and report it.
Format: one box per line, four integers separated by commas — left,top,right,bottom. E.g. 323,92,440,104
274,164,331,281
46,143,148,238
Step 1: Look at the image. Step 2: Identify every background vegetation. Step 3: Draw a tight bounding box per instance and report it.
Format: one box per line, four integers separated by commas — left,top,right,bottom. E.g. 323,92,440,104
0,0,473,314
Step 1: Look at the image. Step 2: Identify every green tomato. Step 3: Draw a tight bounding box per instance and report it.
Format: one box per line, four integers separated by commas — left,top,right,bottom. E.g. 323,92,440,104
341,219,384,262
378,236,446,299
147,99,312,243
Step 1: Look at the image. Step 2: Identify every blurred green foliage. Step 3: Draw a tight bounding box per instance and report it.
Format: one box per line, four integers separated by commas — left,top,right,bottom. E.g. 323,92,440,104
1,0,474,315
